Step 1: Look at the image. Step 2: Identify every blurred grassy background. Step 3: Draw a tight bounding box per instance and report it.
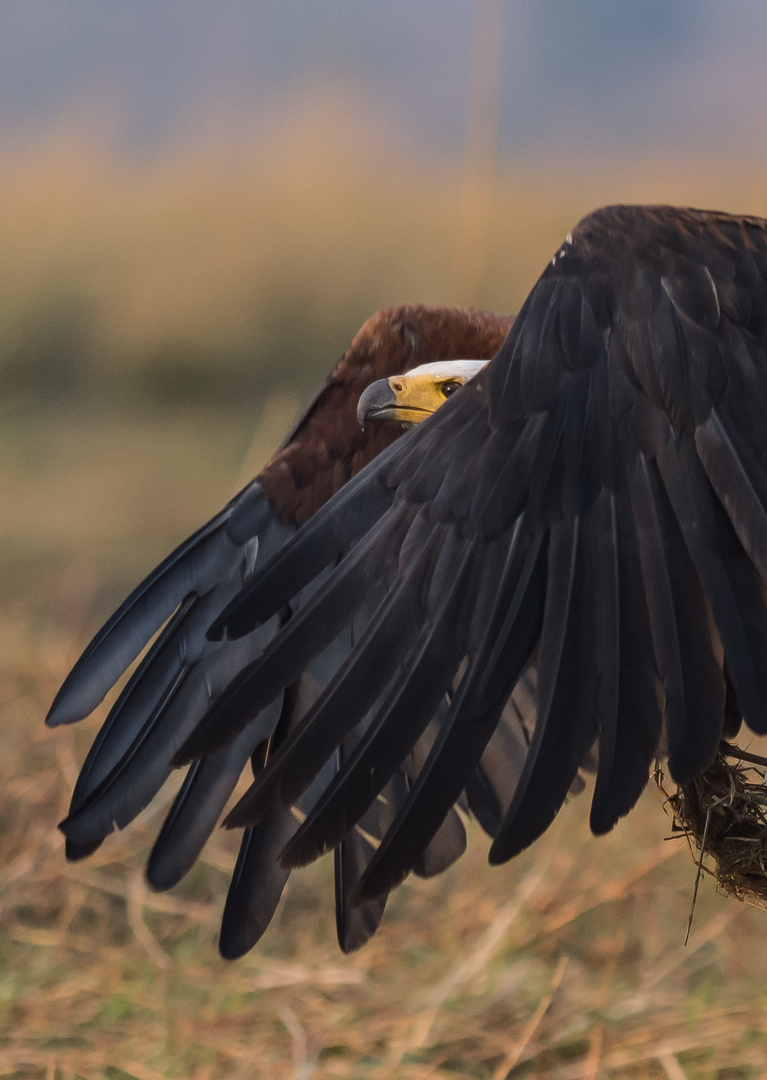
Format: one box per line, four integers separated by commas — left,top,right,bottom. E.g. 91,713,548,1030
4,104,767,1077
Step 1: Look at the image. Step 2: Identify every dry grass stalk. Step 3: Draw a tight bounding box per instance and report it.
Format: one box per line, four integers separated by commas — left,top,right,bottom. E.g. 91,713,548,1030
660,744,767,920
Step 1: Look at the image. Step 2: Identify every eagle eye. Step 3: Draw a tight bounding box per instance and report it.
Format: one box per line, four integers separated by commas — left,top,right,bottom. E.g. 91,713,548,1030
440,380,463,398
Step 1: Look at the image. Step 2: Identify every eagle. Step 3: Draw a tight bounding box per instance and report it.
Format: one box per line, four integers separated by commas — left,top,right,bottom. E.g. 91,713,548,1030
48,204,767,958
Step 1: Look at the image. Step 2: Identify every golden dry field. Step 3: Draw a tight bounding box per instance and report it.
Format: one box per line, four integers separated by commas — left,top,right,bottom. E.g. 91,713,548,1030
3,109,767,1078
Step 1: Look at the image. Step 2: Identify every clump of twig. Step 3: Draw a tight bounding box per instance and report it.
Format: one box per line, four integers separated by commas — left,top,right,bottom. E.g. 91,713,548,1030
658,742,767,928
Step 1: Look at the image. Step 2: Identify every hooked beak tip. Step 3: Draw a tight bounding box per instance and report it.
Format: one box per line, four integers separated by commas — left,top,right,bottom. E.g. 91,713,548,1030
357,378,399,428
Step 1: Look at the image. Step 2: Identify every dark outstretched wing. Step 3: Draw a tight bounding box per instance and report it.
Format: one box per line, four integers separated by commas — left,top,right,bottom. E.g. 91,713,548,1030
180,205,767,910
47,303,513,954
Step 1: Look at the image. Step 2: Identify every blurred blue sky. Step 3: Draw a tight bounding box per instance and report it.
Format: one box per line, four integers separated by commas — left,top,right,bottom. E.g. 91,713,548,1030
1,0,766,159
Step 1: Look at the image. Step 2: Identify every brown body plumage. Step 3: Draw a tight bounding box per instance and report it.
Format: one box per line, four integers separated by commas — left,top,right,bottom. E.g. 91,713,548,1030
259,305,511,522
